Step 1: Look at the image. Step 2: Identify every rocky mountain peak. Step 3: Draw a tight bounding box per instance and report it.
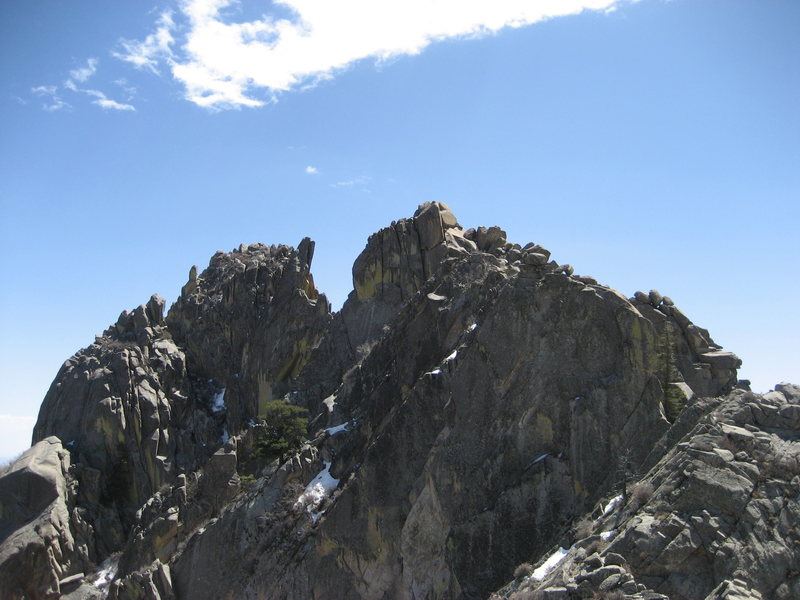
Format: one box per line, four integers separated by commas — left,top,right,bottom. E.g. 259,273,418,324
1,204,791,600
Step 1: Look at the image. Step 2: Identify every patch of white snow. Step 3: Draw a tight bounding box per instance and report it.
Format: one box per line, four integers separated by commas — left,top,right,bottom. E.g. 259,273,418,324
325,422,350,436
531,547,568,581
529,453,548,466
322,394,337,413
211,388,226,413
600,494,624,518
444,349,458,362
93,555,119,590
600,529,618,541
468,323,478,332
425,368,443,376
295,461,339,522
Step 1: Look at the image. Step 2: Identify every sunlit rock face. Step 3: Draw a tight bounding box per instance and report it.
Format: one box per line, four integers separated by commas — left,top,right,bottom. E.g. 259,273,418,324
3,203,780,600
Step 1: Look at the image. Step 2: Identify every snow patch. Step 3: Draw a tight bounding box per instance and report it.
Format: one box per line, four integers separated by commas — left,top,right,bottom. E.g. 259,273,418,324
529,453,548,467
444,349,458,362
425,368,442,376
531,547,568,581
600,529,618,541
325,422,350,436
323,394,337,413
468,323,478,332
600,494,624,518
295,461,339,522
93,555,119,590
211,388,226,413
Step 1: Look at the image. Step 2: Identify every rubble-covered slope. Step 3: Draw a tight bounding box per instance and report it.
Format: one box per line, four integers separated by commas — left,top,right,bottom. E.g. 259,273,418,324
493,383,800,600
0,203,784,600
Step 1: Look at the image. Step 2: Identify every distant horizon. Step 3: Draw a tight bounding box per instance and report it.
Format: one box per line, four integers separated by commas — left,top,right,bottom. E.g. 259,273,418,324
2,0,798,461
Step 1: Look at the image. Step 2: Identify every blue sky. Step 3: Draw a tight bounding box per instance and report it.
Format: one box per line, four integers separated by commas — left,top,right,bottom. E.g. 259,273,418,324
1,0,798,460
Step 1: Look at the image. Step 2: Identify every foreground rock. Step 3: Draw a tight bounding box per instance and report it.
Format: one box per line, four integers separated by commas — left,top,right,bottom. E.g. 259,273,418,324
493,384,800,600
0,437,92,599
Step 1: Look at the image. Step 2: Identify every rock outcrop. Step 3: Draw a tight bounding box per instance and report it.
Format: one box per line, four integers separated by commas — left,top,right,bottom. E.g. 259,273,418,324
0,437,92,599
2,203,788,600
494,383,800,600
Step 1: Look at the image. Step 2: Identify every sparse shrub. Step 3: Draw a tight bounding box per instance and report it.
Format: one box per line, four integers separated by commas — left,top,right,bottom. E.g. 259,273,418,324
585,539,606,556
0,454,19,477
629,482,654,510
573,517,594,540
255,400,308,461
514,563,534,579
663,385,686,422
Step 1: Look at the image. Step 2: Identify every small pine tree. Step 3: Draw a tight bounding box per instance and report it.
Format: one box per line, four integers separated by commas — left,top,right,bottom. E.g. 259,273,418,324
658,323,685,422
617,448,634,506
256,400,308,460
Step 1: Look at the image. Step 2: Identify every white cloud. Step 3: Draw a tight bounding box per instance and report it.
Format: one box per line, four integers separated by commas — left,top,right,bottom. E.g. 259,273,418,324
113,11,176,74
94,98,137,111
31,85,70,111
83,89,136,111
69,57,98,83
330,175,371,188
0,415,36,463
31,85,56,95
305,165,319,174
33,59,135,112
120,0,629,109
114,78,138,100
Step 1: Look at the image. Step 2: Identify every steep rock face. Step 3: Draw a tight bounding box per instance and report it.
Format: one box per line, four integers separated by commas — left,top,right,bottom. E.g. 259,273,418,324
166,238,331,425
117,206,739,600
630,295,741,399
4,203,759,600
165,248,683,599
29,240,331,562
294,202,470,406
31,299,194,549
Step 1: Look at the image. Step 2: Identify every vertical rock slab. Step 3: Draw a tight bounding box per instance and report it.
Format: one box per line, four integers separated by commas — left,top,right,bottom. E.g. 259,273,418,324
0,438,91,600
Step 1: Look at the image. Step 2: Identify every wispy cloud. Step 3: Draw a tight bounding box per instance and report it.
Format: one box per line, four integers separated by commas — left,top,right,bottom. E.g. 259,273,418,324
114,78,138,100
305,165,319,175
330,175,371,188
83,89,136,111
31,85,70,111
69,57,98,83
33,57,135,111
113,11,176,74
120,0,630,110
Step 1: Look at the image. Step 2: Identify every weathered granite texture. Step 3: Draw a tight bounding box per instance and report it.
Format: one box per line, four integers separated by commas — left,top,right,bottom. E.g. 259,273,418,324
2,203,779,600
493,384,800,600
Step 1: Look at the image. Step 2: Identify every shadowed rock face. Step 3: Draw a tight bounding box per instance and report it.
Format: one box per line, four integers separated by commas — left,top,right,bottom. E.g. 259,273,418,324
2,203,782,600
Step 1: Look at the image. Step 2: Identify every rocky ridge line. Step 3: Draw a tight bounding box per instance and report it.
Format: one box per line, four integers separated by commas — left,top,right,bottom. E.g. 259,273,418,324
0,202,762,600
